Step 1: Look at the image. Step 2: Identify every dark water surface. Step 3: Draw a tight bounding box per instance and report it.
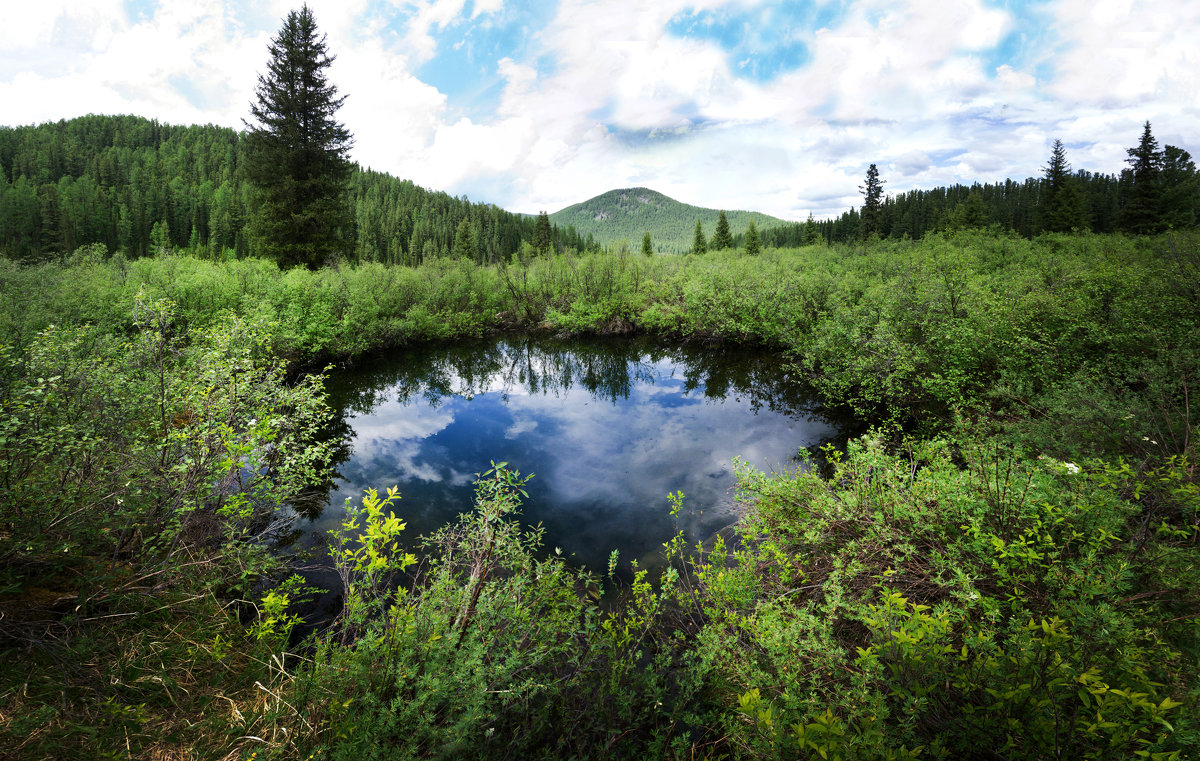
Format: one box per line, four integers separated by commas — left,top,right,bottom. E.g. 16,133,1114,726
291,336,842,576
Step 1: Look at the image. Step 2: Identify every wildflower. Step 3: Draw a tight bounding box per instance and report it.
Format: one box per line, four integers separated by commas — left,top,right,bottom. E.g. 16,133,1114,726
1064,462,1080,475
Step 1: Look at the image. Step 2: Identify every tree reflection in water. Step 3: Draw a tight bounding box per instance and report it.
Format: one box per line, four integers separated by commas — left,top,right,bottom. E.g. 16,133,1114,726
293,336,849,581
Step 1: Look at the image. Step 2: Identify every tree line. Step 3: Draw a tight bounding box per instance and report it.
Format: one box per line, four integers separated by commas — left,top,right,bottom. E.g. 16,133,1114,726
0,114,590,264
770,125,1200,246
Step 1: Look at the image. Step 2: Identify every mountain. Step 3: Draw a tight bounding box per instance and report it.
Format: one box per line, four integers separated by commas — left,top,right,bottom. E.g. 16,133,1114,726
549,187,788,253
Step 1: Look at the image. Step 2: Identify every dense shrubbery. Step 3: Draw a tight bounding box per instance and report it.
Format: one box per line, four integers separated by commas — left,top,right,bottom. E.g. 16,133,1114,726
704,434,1196,759
0,292,333,758
2,232,1197,758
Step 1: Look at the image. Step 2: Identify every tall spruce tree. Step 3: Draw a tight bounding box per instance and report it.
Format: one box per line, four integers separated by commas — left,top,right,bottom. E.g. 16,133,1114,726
691,219,707,255
860,163,885,237
1039,139,1088,232
244,5,353,268
641,231,654,257
711,210,733,250
1121,121,1164,235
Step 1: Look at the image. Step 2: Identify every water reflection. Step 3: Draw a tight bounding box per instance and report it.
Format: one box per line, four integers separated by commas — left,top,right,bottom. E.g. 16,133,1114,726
296,336,843,575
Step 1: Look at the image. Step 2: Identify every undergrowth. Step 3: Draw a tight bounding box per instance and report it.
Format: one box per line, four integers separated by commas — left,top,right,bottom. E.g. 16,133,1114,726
2,231,1197,758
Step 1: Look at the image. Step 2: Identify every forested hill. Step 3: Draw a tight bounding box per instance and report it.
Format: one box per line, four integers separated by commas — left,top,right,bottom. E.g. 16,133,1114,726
0,114,590,263
549,187,785,253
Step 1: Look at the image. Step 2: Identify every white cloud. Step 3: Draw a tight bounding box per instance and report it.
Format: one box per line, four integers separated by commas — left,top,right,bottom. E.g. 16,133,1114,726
2,2,122,50
1,0,1198,220
0,0,266,127
397,0,471,66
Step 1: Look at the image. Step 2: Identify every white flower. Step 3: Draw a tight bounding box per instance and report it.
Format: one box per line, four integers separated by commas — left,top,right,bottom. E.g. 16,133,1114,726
1064,462,1080,475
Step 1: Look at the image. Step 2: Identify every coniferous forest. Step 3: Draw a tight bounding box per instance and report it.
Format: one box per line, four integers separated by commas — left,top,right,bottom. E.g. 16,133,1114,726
0,115,590,265
1,7,1199,760
5,116,1197,263
762,129,1199,247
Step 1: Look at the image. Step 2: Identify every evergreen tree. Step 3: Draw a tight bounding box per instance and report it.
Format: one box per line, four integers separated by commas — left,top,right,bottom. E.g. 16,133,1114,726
711,210,733,250
1122,121,1164,235
454,217,477,261
150,219,171,253
533,211,552,256
641,231,653,257
860,163,885,237
802,213,819,245
1160,145,1200,229
691,219,707,255
744,220,760,255
945,188,991,231
1039,139,1088,233
244,4,353,268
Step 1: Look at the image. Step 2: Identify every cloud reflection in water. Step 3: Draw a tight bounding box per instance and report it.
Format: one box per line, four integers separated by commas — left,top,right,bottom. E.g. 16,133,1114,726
303,337,843,574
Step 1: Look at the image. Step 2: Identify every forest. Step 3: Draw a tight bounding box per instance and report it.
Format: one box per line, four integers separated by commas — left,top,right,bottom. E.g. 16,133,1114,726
0,115,590,266
6,115,1198,264
778,131,1200,245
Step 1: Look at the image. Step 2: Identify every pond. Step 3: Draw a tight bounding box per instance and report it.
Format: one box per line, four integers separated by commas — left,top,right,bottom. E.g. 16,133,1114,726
288,335,843,590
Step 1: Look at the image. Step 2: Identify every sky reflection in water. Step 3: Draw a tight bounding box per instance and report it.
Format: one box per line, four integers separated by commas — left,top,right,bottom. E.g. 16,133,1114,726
300,337,841,574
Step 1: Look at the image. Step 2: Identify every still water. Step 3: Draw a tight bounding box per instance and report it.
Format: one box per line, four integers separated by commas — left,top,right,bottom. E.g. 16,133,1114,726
293,336,841,575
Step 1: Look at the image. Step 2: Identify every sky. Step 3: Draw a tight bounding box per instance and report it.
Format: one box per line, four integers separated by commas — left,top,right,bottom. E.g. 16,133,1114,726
3,0,1198,220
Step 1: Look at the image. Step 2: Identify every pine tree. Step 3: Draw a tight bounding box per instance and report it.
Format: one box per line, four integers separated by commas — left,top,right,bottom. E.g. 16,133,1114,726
1160,145,1199,229
454,217,477,261
533,211,552,256
150,219,171,253
945,188,990,231
1039,139,1088,233
691,219,707,255
802,213,819,245
1121,121,1164,235
744,220,760,255
860,163,885,237
711,210,733,250
641,231,653,257
244,4,353,268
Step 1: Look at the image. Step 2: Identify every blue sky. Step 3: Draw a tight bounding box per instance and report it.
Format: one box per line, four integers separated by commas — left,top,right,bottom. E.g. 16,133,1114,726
3,0,1198,219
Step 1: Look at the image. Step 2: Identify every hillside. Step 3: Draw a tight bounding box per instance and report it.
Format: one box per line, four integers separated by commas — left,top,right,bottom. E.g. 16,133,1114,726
550,187,787,253
0,114,585,264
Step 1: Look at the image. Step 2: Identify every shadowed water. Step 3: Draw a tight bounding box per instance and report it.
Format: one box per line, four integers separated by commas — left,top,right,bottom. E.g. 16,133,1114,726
291,336,843,577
